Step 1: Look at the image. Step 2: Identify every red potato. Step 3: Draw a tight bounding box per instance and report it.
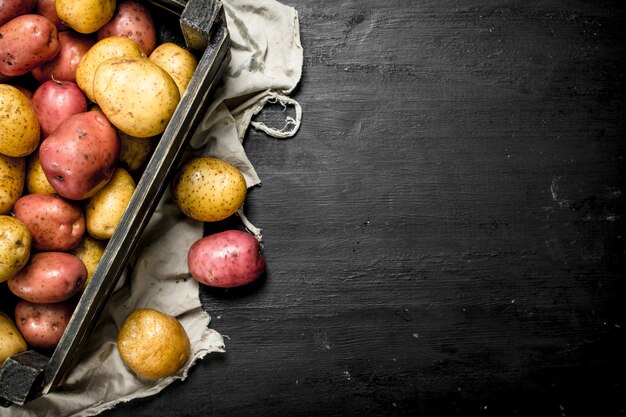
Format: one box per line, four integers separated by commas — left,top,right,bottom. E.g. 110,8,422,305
7,251,87,303
0,0,36,26
13,193,85,251
14,298,76,350
187,230,266,288
0,14,59,77
39,111,120,200
31,30,95,83
97,0,157,55
32,79,88,137
35,0,67,31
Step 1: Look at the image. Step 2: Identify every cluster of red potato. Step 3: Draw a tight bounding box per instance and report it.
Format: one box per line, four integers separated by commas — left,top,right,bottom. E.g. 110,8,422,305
0,0,266,380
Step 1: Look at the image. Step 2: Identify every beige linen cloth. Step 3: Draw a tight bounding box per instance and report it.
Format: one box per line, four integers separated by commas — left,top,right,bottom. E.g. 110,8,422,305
0,0,302,416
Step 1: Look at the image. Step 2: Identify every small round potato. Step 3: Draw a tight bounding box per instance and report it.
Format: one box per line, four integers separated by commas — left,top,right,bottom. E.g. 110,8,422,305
76,36,147,102
0,311,27,364
94,56,180,138
70,234,106,284
8,251,87,303
0,153,25,215
26,153,56,194
0,216,31,283
14,298,76,350
149,42,198,97
55,0,116,34
117,308,190,380
13,193,85,251
97,0,157,55
171,157,247,222
0,84,40,157
86,167,136,240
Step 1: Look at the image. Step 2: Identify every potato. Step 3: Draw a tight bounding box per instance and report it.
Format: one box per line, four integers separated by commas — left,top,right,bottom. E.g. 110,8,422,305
94,56,180,138
76,36,146,102
0,215,31,283
171,157,247,222
26,152,56,194
117,308,190,380
97,0,157,55
0,311,27,363
55,0,115,34
149,42,198,97
70,234,106,284
34,0,67,31
32,79,88,137
119,131,156,172
0,154,25,215
32,31,95,83
86,167,135,240
188,230,266,288
7,251,87,303
14,298,76,350
0,0,36,26
0,14,60,77
0,84,40,157
39,111,120,200
13,193,85,251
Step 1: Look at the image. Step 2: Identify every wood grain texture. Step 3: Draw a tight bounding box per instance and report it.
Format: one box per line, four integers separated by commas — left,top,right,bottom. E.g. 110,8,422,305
102,1,625,416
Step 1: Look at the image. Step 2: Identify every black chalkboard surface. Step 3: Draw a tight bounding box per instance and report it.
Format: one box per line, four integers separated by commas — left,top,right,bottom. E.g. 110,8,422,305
99,0,624,416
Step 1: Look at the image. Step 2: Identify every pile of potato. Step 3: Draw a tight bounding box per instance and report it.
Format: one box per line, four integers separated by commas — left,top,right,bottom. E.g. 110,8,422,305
0,0,267,381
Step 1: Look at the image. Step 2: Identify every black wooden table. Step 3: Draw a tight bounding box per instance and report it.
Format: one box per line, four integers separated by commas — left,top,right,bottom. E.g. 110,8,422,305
103,1,625,416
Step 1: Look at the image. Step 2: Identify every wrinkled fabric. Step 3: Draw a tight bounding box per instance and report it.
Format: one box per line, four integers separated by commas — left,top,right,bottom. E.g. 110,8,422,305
0,0,302,416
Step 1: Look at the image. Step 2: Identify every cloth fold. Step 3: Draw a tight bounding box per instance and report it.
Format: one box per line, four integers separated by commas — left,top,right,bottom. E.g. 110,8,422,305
0,0,302,415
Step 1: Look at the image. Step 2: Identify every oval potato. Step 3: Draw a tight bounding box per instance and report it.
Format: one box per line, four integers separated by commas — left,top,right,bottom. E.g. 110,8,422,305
97,0,157,55
55,0,116,34
94,56,180,137
0,216,31,283
14,298,76,350
7,251,87,303
86,167,136,240
70,234,106,284
0,84,40,157
149,42,197,97
32,30,95,83
76,36,146,102
26,153,56,194
0,311,27,363
118,131,156,172
0,154,25,215
171,157,247,222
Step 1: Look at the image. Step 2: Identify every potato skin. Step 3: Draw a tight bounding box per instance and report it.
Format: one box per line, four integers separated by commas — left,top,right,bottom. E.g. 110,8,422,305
34,0,67,31
118,131,155,172
0,0,37,26
0,215,31,283
13,193,85,251
188,230,266,288
0,311,27,363
94,56,180,138
70,234,106,284
39,111,120,200
14,298,76,350
0,84,41,157
32,80,88,137
149,42,198,97
0,14,60,77
97,0,157,55
7,251,87,303
86,167,136,240
55,0,115,34
26,152,56,194
32,31,95,83
0,154,25,215
171,157,247,222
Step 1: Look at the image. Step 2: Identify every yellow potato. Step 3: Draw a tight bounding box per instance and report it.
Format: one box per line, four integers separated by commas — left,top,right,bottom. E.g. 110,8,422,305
170,157,247,222
119,131,156,172
117,308,190,380
86,167,136,240
70,234,106,285
94,56,180,137
0,312,27,364
26,153,56,194
55,0,116,34
0,215,31,282
76,36,146,102
0,84,40,157
0,154,25,215
149,42,198,97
